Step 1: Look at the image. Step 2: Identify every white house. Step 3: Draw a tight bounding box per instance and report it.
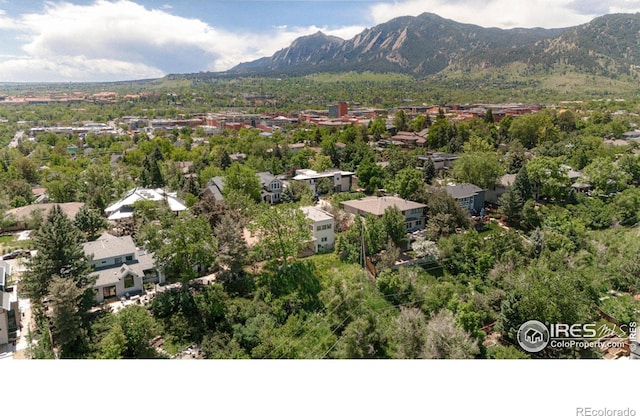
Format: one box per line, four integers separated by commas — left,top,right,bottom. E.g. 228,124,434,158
257,172,284,204
300,206,335,253
104,188,187,221
0,261,19,347
292,169,354,194
205,172,284,205
83,232,164,303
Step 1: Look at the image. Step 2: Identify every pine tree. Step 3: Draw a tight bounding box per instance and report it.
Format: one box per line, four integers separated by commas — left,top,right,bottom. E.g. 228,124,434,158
74,205,108,238
48,275,87,358
498,189,523,225
512,166,533,201
423,157,436,184
22,205,95,322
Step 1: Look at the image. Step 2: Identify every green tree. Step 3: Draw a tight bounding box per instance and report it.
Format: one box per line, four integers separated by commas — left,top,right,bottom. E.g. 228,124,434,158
214,214,249,286
583,157,630,196
526,156,570,201
153,213,217,287
117,305,156,358
509,112,559,149
498,188,523,226
452,151,504,189
394,109,408,132
97,323,127,359
613,188,640,225
423,157,436,185
387,168,425,200
512,165,533,201
22,205,95,322
74,205,108,239
222,162,262,203
368,116,387,140
48,275,88,358
356,159,386,192
311,154,334,173
382,206,408,249
249,204,312,268
140,146,165,188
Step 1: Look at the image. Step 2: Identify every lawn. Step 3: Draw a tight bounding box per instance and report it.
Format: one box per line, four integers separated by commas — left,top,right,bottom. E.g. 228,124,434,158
0,233,34,254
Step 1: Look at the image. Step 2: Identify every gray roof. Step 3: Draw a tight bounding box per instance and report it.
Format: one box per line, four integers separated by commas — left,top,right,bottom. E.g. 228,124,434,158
92,247,158,288
84,232,137,261
446,183,484,199
206,176,225,201
257,171,277,187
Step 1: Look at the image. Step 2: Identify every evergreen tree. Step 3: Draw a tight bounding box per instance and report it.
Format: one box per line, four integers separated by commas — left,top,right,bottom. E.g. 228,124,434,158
498,188,523,226
22,205,95,322
393,109,408,132
512,166,533,201
48,275,88,358
484,108,494,123
74,205,108,238
140,146,165,188
423,157,436,184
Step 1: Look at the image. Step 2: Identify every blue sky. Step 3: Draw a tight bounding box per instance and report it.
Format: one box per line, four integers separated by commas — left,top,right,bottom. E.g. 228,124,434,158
1,0,639,82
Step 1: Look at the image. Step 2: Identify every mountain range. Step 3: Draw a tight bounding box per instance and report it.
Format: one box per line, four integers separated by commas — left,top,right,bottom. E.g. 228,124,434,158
228,12,640,78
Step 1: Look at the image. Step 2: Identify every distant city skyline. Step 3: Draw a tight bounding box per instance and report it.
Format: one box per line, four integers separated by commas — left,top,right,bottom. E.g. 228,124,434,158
0,0,639,82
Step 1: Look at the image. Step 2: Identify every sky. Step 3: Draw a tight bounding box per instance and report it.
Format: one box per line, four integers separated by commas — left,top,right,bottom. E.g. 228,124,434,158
0,0,639,82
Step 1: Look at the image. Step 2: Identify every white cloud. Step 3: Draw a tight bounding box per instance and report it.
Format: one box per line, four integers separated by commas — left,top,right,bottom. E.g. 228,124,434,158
0,0,367,81
367,0,612,29
0,9,20,30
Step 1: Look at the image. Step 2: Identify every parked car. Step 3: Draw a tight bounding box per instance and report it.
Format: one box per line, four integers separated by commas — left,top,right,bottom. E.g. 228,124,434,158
2,249,30,260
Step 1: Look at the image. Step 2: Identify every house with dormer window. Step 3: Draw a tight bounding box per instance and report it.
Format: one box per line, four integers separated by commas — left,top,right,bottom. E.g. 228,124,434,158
205,171,284,205
83,232,164,302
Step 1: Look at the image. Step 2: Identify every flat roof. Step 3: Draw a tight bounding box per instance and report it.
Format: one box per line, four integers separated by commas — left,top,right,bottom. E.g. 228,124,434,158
300,206,334,222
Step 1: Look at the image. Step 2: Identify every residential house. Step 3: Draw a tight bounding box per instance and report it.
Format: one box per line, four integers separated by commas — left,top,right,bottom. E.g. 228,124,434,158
341,196,427,232
485,173,517,205
2,202,84,232
418,152,460,172
205,172,284,204
257,172,284,204
292,168,355,194
104,188,187,221
445,183,485,215
0,261,19,347
83,232,164,303
300,206,335,253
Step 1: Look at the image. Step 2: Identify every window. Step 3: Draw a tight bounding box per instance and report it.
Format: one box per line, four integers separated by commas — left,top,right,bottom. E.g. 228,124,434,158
416,220,422,226
103,286,116,298
101,260,107,265
321,237,327,242
124,275,135,289
316,225,321,231
114,257,123,265
125,255,133,262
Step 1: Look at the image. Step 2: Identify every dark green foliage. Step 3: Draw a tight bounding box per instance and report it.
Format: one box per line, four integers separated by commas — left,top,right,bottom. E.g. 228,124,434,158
74,205,108,238
423,157,436,184
140,146,165,188
22,205,95,319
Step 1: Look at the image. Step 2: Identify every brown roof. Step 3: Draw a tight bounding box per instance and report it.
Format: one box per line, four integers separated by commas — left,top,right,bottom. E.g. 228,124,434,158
5,202,85,221
341,196,426,216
